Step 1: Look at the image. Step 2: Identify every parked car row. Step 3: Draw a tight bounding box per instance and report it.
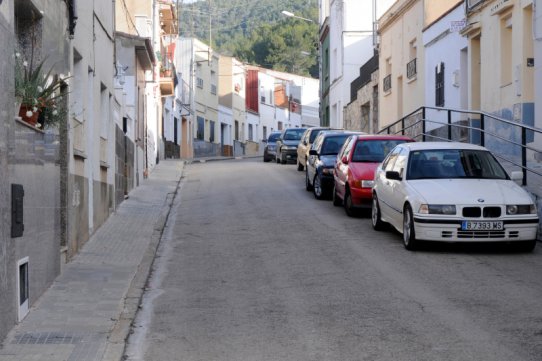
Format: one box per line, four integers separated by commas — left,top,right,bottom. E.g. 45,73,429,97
268,128,539,252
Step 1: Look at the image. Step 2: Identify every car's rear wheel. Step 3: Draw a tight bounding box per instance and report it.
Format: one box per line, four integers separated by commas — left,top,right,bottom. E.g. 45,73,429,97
297,158,304,171
305,170,313,191
371,194,386,231
403,205,419,251
344,188,357,217
313,175,324,200
332,184,342,206
280,152,286,164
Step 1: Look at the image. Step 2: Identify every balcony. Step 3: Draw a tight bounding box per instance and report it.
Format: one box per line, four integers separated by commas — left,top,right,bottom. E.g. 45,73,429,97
407,58,417,80
159,1,177,35
383,74,391,93
159,67,174,96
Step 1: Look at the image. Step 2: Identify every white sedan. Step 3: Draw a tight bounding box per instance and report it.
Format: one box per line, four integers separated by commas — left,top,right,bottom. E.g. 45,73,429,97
371,141,539,251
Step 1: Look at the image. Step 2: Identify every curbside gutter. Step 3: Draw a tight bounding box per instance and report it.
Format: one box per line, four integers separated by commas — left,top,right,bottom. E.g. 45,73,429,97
102,164,184,361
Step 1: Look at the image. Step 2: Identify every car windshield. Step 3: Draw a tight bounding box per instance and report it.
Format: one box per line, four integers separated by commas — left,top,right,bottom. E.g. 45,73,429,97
407,149,509,180
321,135,350,155
268,133,281,142
352,139,408,163
283,129,305,140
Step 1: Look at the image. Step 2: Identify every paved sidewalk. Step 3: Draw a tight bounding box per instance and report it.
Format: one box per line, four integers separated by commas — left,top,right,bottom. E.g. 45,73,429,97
0,159,184,361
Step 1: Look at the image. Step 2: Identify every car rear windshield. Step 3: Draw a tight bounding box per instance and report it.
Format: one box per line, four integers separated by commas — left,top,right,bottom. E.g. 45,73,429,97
283,129,305,140
309,129,324,143
352,139,408,163
268,133,281,142
407,149,508,180
320,135,351,155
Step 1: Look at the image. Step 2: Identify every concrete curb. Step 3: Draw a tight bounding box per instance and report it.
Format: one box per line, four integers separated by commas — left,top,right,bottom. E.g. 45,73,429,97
102,163,184,361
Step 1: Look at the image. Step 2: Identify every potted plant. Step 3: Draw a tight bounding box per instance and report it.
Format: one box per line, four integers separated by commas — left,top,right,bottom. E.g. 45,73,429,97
14,50,68,129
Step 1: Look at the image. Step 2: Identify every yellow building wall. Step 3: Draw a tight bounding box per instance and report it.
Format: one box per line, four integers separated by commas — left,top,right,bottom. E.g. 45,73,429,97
463,0,534,113
424,0,463,28
378,0,425,129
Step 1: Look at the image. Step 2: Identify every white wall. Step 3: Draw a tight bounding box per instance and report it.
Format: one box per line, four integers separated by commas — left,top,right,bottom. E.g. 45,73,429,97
422,3,467,129
326,0,396,129
219,105,233,146
535,0,542,130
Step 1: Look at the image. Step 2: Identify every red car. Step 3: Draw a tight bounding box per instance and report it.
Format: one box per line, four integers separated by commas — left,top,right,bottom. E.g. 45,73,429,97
333,134,415,216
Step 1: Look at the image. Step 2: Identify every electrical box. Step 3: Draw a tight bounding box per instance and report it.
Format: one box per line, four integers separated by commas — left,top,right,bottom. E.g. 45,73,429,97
11,184,24,238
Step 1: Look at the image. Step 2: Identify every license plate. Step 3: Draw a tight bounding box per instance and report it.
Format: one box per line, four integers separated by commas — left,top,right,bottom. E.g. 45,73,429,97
461,221,503,231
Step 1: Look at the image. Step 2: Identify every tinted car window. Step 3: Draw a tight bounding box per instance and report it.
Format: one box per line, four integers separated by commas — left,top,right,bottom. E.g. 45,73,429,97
309,129,324,143
382,146,402,172
268,133,281,142
407,149,508,180
283,128,305,140
320,135,352,155
352,139,409,163
339,136,355,160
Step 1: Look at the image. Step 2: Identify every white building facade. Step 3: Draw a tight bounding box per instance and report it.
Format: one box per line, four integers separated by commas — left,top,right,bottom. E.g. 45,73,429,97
320,0,395,129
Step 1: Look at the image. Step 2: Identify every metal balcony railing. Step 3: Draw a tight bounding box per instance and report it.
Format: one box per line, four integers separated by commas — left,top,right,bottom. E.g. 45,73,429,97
407,58,417,79
383,74,391,92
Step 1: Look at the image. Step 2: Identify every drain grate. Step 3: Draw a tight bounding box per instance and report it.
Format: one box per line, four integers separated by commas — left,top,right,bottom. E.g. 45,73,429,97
12,332,83,345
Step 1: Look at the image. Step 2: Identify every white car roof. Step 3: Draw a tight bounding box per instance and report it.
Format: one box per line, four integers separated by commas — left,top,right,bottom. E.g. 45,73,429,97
401,141,488,152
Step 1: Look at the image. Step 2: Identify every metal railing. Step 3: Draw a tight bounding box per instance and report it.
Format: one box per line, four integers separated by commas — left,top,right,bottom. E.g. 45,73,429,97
378,106,542,192
383,74,391,93
407,58,417,79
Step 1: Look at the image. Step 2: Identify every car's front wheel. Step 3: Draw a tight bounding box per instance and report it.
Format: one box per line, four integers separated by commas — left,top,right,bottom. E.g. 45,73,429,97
305,170,313,191
516,240,536,252
343,188,357,217
371,194,386,231
403,205,419,251
313,174,325,200
332,184,342,206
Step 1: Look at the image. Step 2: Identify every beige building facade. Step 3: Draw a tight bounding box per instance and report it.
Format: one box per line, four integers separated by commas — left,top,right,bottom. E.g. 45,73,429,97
461,0,534,118
378,0,462,130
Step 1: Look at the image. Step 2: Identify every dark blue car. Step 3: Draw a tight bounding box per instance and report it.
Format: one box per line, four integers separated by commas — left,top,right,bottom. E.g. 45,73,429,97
305,131,364,199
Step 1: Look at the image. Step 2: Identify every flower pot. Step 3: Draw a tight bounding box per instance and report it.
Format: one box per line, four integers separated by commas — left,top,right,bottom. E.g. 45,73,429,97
18,104,40,126
160,69,172,77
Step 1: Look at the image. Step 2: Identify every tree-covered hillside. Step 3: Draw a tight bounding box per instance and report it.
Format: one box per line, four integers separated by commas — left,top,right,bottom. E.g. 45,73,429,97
179,0,319,78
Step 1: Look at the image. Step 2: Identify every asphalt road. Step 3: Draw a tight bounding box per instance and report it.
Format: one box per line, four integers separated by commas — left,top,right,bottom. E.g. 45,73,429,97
126,158,542,361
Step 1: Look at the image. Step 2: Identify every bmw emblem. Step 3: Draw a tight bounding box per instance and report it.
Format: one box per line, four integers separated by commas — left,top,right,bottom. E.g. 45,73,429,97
477,198,485,203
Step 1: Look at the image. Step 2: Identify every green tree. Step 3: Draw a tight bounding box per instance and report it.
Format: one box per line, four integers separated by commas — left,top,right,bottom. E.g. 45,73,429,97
180,0,319,78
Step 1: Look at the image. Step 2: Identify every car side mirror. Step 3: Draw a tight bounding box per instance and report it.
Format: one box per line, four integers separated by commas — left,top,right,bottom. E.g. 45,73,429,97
510,171,523,184
262,139,267,143
341,156,348,164
309,149,318,156
386,170,402,181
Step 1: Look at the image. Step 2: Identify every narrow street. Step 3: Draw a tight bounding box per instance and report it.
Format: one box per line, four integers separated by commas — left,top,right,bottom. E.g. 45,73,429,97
127,158,542,361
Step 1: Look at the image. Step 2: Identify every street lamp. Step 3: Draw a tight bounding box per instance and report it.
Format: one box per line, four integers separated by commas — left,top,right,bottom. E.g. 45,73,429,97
281,10,313,23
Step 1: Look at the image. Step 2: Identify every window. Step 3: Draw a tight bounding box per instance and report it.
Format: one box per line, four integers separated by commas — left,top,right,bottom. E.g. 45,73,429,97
435,62,445,107
263,126,267,140
501,15,512,85
197,77,203,88
100,84,109,139
197,116,204,140
383,57,392,93
248,124,253,141
17,257,29,321
407,39,417,80
211,84,217,95
210,120,215,142
235,120,239,140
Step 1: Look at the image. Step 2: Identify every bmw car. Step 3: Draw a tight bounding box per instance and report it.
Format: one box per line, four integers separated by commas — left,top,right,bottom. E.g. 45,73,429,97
372,142,539,251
